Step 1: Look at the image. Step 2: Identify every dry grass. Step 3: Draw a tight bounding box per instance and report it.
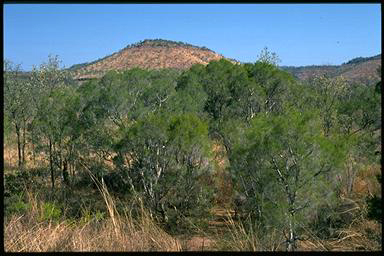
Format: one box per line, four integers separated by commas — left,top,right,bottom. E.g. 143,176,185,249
211,202,382,252
5,212,181,252
3,143,48,170
298,219,382,251
4,180,381,252
4,170,181,252
217,212,284,251
327,220,381,251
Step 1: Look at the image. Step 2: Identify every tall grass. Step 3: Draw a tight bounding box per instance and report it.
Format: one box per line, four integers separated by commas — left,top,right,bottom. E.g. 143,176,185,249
218,212,284,251
215,208,381,251
4,171,181,252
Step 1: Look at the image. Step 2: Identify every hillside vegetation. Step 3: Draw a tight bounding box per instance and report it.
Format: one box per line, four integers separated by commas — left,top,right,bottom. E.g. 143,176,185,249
4,49,381,252
70,39,231,80
281,54,381,85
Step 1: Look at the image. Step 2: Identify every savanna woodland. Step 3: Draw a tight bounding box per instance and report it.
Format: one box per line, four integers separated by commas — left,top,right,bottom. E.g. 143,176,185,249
4,49,382,251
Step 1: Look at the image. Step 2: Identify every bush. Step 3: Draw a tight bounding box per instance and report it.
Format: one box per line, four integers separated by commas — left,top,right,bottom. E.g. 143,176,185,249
367,195,382,223
309,200,361,239
4,171,31,196
41,202,62,222
6,193,30,215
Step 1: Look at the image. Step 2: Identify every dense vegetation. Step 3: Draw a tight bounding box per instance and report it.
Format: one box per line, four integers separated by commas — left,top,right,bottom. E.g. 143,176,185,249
343,54,381,65
3,51,381,251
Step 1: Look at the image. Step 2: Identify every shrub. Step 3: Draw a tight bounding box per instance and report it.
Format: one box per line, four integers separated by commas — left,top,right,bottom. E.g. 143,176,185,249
41,202,62,222
6,193,30,215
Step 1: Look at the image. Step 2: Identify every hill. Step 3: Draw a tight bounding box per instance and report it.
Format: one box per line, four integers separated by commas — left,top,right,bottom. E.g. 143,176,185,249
70,39,236,80
281,54,381,85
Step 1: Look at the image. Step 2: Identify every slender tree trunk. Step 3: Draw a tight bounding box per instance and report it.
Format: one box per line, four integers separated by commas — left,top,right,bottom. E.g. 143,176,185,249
49,139,55,191
323,115,331,137
22,123,26,166
287,214,296,252
30,126,36,166
346,161,357,197
71,162,75,178
59,149,62,170
62,159,69,187
32,140,36,166
15,123,22,169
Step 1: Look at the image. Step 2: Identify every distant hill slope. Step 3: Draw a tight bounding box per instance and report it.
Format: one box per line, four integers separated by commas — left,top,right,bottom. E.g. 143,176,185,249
281,54,381,85
70,39,236,80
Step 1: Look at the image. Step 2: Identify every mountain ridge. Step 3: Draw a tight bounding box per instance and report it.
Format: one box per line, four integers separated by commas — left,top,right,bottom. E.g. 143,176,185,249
71,39,239,79
68,39,380,84
280,54,381,84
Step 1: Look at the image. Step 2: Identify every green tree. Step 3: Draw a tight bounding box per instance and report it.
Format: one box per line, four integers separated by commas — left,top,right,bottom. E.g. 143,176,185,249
30,55,73,191
172,64,208,116
309,75,347,137
244,61,295,115
4,60,32,168
201,59,253,123
230,109,347,251
257,47,281,66
113,112,213,227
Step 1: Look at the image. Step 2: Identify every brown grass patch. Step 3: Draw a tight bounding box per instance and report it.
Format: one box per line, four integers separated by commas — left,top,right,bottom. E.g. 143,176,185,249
4,170,182,252
5,213,182,252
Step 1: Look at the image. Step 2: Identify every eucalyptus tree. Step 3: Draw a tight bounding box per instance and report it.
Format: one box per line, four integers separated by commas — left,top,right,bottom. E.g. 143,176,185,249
142,68,179,113
308,75,348,137
112,112,213,225
201,59,252,122
172,64,208,116
197,59,260,154
244,61,295,115
336,82,381,137
334,78,381,197
230,109,348,251
73,67,214,225
307,75,381,198
4,60,33,168
73,68,180,177
30,55,73,191
89,68,179,129
257,47,281,66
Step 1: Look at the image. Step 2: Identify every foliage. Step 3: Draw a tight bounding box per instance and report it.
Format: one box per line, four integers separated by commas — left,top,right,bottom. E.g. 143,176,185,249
343,54,381,65
6,193,30,215
113,112,214,227
41,202,62,221
229,108,348,249
4,49,381,251
257,47,281,66
4,59,34,168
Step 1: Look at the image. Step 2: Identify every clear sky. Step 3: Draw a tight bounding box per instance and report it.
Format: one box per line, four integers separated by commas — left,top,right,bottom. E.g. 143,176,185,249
4,4,381,71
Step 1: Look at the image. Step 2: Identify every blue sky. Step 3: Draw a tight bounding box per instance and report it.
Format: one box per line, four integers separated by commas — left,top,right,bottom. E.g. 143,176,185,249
4,4,381,71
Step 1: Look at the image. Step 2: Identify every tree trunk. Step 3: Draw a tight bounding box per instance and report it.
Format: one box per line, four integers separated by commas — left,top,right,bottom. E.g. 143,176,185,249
323,115,331,137
22,123,26,166
62,159,69,186
346,162,357,197
32,141,36,166
287,214,296,252
15,124,22,169
30,127,36,166
49,139,55,191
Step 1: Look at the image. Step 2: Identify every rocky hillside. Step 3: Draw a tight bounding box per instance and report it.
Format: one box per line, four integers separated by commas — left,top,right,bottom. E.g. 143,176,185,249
281,54,381,85
70,39,235,80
